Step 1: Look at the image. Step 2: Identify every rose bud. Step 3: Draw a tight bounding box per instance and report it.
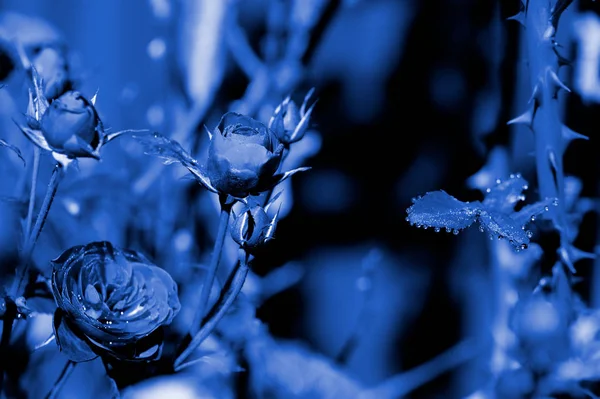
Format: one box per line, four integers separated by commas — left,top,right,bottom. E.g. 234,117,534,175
206,112,285,198
268,88,316,146
230,203,279,250
40,90,100,155
51,241,181,362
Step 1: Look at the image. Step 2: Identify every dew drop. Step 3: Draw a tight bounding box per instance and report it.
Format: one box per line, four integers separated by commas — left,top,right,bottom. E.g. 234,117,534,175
486,188,491,193
526,231,533,238
552,199,559,206
479,226,485,232
416,224,422,228
434,227,440,233
544,206,549,211
423,226,428,230
445,227,451,233
452,229,459,235
496,178,502,184
489,235,494,240
523,185,529,190
498,236,504,240
530,215,536,222
510,174,515,179
405,217,410,222
521,243,528,250
516,173,522,178
411,197,417,203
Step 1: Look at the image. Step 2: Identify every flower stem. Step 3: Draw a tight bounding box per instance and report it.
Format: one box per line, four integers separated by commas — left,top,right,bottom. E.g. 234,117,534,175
192,196,232,330
12,163,63,297
24,147,40,241
174,249,250,371
44,360,75,399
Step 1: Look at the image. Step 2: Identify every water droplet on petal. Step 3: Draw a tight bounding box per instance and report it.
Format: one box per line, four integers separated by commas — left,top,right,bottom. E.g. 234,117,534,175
479,226,485,232
416,224,422,228
526,231,533,238
510,174,515,179
452,229,459,235
486,188,491,193
434,227,440,233
405,217,410,222
523,185,529,190
496,179,502,184
516,173,522,178
411,197,417,203
521,243,528,250
530,215,536,222
552,199,559,206
544,206,549,211
445,227,451,233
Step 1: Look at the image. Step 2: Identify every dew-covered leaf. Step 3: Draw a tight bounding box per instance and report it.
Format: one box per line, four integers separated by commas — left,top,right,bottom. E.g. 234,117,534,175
511,198,556,227
478,210,530,249
482,174,528,213
406,191,480,231
0,138,26,166
133,132,217,193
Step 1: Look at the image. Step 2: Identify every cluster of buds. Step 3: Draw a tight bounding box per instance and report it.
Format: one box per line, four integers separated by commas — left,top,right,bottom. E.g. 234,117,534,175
268,88,316,147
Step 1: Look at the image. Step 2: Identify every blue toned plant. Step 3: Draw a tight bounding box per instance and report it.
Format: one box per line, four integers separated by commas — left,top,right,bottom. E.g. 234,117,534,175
135,112,309,199
51,241,180,362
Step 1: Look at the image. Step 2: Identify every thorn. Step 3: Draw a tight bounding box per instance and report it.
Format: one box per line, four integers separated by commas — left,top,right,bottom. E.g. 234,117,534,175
507,108,534,128
90,88,99,106
203,125,212,141
558,247,577,273
528,82,542,104
548,69,571,96
507,12,526,27
561,125,588,142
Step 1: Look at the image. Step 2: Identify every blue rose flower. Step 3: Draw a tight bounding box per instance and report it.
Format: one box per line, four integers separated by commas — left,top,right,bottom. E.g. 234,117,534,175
206,112,284,198
51,241,181,362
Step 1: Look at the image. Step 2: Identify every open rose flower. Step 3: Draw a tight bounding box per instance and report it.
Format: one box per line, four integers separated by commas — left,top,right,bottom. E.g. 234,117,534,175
51,241,181,362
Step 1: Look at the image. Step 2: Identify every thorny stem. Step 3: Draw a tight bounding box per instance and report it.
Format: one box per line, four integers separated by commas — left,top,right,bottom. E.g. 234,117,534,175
174,249,250,371
44,360,75,399
24,147,40,241
175,195,232,365
12,163,63,297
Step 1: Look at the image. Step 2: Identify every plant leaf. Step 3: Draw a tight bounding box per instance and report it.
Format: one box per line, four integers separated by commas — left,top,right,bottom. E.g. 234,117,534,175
511,198,555,227
53,309,98,362
406,191,481,231
133,132,217,193
0,139,26,166
482,175,528,213
478,210,530,249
